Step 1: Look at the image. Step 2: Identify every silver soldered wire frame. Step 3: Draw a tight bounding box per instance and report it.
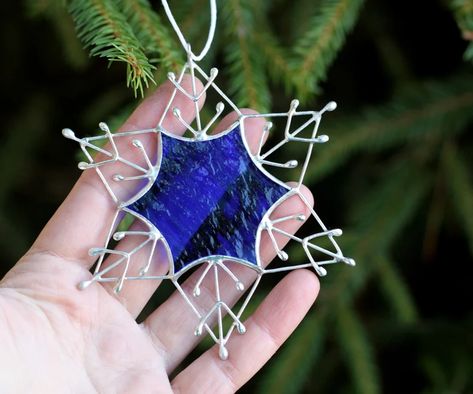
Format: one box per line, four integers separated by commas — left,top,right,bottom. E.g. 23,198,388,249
62,0,355,360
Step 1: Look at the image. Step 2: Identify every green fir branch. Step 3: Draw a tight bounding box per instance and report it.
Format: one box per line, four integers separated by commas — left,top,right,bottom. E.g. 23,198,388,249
351,162,432,253
68,0,156,96
443,144,473,255
336,306,380,394
118,0,183,71
322,164,431,307
306,75,473,182
253,24,292,91
289,0,324,41
291,0,365,100
222,0,271,112
377,255,418,324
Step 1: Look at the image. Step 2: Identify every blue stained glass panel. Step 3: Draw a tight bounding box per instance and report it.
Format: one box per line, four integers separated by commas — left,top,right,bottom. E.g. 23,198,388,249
129,126,289,273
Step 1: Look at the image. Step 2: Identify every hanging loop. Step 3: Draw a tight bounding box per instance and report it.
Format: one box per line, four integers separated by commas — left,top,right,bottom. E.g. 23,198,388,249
161,0,217,62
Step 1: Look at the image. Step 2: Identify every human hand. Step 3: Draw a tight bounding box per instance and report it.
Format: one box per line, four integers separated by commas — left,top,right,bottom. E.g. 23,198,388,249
0,77,319,393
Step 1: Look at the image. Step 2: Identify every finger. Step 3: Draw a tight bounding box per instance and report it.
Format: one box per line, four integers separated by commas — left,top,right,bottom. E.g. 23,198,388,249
171,269,319,393
30,76,204,269
144,184,313,372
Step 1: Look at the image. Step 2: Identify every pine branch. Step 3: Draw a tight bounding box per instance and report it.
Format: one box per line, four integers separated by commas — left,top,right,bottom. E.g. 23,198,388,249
336,306,380,394
450,0,473,62
290,0,365,100
289,161,429,306
290,0,325,41
377,255,418,324
256,315,326,394
443,143,473,256
68,0,156,96
351,161,432,253
222,0,271,112
305,75,473,182
322,164,430,307
118,0,183,72
253,24,293,91
312,163,429,294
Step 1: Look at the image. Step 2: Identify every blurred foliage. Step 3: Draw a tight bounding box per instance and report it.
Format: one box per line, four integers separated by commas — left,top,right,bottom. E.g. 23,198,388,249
1,0,472,393
451,0,473,61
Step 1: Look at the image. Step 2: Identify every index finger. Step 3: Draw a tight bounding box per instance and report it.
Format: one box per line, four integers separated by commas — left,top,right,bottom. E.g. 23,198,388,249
29,76,204,268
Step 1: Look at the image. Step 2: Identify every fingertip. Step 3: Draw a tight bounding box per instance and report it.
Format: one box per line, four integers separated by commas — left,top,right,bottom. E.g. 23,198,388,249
286,269,320,303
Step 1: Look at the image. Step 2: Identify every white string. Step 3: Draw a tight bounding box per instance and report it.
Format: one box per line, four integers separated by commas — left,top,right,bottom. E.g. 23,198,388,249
161,0,217,62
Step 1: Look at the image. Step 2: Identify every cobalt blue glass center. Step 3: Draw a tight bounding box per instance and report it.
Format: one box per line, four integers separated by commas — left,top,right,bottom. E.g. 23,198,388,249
129,126,289,273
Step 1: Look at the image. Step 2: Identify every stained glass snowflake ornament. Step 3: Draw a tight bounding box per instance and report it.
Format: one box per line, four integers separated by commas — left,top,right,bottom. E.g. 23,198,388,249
63,0,355,360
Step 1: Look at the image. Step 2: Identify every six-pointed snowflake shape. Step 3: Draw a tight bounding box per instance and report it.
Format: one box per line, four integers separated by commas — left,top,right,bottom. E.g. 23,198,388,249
62,4,355,359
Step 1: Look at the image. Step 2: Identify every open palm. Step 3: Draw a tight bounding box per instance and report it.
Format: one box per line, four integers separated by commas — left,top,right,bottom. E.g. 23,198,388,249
0,78,319,393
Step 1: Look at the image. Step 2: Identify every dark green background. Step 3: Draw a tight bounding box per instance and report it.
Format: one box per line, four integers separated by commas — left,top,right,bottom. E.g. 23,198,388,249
0,0,472,393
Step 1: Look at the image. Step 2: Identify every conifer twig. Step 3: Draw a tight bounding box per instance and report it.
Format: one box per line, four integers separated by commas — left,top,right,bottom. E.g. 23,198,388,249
69,0,155,96
291,0,365,99
376,255,418,324
222,0,270,112
253,25,292,89
336,306,380,394
119,0,183,71
305,76,473,181
443,143,473,256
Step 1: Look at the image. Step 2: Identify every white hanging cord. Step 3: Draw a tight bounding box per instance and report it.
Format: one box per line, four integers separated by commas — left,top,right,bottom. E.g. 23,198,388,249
161,0,217,62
